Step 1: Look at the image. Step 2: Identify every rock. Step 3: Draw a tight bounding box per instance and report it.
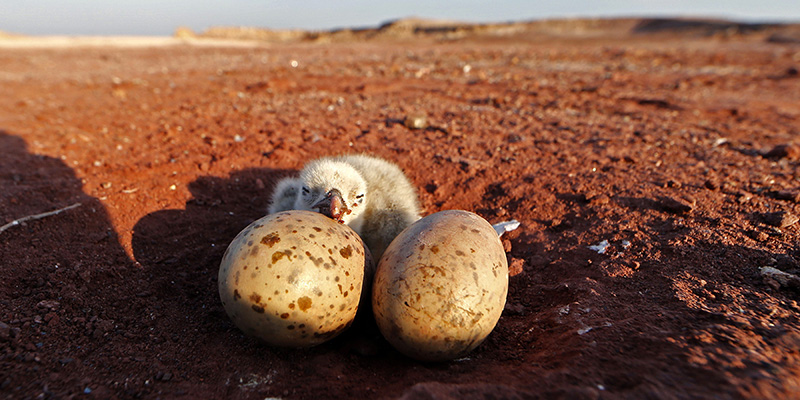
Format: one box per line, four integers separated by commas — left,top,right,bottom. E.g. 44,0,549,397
760,266,800,290
36,300,60,310
764,144,800,161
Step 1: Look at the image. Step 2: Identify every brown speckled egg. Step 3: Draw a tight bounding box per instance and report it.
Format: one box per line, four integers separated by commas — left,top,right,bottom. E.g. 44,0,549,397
218,210,369,347
372,210,508,361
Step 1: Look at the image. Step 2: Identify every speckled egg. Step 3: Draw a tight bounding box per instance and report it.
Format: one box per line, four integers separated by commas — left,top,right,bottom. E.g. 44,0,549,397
372,210,508,361
218,210,369,347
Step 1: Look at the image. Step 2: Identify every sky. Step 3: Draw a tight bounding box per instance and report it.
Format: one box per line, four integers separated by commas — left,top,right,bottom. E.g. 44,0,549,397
1,0,799,36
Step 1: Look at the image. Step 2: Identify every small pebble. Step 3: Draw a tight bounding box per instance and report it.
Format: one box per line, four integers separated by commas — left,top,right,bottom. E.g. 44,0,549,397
403,114,428,130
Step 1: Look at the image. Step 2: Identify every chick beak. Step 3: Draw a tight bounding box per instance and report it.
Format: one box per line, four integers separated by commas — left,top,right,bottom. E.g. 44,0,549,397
312,189,348,223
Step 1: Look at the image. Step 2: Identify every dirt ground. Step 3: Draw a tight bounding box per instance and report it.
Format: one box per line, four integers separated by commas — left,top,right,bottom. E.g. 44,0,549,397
2,24,800,399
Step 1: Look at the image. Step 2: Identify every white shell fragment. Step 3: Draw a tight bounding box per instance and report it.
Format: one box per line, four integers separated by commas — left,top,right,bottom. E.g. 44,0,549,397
588,240,609,254
492,219,520,237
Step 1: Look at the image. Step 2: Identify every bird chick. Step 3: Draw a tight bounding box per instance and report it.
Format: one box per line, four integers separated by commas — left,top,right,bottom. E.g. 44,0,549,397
269,154,421,260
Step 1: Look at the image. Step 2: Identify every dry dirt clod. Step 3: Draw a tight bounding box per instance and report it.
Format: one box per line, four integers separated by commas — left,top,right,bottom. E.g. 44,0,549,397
737,193,752,204
772,190,800,203
657,195,695,214
753,230,771,242
590,194,610,205
761,211,799,228
764,143,800,160
776,254,800,270
508,257,524,276
704,179,719,190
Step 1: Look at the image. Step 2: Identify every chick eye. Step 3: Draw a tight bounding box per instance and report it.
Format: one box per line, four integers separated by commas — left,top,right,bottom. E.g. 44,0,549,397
301,186,310,195
356,194,364,199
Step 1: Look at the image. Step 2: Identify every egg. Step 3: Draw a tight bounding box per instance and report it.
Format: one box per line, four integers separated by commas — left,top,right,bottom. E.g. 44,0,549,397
372,210,508,361
218,210,370,347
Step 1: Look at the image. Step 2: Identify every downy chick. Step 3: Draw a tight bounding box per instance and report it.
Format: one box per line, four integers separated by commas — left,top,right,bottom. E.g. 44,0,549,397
269,154,421,260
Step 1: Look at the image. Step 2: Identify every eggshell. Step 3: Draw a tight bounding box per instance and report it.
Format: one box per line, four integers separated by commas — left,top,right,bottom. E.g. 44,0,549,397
218,210,369,347
372,210,508,361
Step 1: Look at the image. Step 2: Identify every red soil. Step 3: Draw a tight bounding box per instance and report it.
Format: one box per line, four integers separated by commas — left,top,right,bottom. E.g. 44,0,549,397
1,29,800,399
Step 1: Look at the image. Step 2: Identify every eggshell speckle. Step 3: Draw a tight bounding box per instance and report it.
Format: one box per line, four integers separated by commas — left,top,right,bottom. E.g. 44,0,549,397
218,210,369,347
372,210,508,361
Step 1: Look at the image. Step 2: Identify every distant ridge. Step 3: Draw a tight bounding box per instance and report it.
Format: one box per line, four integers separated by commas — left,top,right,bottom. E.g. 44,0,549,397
631,18,779,35
0,30,22,39
2,17,798,46
190,17,800,43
